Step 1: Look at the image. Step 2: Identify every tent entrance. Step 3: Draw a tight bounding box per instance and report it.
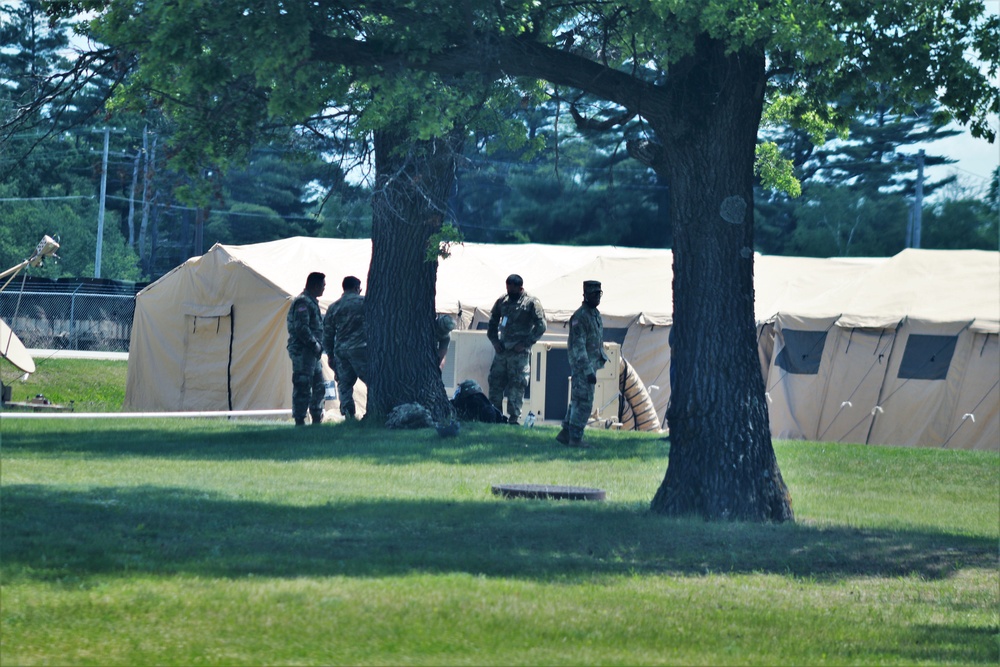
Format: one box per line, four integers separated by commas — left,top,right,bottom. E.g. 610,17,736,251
180,305,234,411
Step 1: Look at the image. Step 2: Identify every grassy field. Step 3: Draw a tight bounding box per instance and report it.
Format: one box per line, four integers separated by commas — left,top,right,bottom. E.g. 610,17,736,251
1,357,128,412
1,360,998,665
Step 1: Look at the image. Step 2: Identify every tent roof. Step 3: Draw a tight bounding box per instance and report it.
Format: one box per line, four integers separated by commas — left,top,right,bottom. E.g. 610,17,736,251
154,238,999,332
784,249,1000,331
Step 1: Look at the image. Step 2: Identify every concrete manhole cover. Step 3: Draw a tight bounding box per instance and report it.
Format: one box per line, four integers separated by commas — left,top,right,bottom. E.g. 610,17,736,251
491,484,606,501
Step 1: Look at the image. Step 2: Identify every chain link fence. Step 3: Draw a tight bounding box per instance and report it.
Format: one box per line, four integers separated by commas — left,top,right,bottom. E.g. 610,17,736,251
0,278,147,353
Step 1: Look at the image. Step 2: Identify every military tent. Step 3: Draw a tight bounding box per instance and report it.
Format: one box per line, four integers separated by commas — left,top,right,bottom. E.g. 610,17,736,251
124,238,998,450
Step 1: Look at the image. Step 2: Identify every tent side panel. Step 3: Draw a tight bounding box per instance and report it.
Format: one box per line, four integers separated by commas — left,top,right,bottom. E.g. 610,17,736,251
229,299,296,411
124,295,186,410
868,320,971,448
814,327,895,445
766,315,839,441
940,332,999,451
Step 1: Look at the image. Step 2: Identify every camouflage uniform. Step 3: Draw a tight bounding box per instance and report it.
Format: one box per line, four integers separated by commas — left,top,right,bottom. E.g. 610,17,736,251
435,314,456,367
487,290,546,424
323,291,369,418
286,290,325,424
561,294,609,443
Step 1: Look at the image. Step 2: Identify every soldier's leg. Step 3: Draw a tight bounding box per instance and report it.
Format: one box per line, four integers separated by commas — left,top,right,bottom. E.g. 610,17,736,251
290,354,310,426
556,412,570,444
504,351,530,425
308,357,325,424
335,351,359,418
557,394,573,444
558,388,573,442
352,347,370,384
487,353,508,415
567,373,595,446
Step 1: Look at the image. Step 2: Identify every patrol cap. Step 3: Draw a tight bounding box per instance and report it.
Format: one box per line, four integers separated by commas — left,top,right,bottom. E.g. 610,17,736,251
436,314,456,333
583,280,602,293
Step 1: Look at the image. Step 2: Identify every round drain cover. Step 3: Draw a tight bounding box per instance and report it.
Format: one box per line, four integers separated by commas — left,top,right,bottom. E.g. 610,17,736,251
491,484,606,501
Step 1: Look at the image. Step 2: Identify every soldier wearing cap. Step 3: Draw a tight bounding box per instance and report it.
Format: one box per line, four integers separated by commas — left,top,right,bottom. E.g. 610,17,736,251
486,273,547,425
556,280,609,447
323,275,369,420
435,314,457,370
287,272,326,426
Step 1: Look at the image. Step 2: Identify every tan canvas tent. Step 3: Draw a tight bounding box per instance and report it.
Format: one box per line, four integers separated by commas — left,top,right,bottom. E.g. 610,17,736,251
762,249,999,450
125,239,998,450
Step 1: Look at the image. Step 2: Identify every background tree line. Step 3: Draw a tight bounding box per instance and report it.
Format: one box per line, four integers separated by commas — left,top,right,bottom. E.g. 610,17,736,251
2,1,996,282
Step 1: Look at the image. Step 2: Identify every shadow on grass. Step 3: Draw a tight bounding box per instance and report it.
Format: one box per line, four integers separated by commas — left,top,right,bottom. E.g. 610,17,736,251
2,484,994,585
0,420,667,464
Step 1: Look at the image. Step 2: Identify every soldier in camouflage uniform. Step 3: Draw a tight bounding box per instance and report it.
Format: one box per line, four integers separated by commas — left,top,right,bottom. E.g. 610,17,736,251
323,276,369,420
556,280,609,448
287,272,326,426
435,314,456,370
487,274,547,425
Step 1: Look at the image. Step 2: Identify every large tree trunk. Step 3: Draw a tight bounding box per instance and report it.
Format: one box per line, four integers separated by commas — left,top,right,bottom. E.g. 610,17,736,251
648,38,793,522
365,129,460,424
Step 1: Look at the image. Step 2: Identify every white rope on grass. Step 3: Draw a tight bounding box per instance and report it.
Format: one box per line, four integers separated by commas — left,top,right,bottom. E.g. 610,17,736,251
0,409,292,420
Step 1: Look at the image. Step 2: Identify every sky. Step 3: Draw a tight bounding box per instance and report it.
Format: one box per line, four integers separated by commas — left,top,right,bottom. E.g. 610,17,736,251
915,0,1000,196
914,120,998,198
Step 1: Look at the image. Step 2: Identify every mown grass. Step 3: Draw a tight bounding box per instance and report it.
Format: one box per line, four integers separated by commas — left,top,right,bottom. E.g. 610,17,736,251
1,357,128,412
1,412,997,666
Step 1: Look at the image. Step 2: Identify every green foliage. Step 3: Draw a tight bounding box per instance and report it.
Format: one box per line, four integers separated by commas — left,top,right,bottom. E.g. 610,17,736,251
452,96,669,247
39,0,997,262
754,104,982,255
786,184,910,257
425,221,464,261
316,193,373,239
921,198,999,250
205,203,289,246
0,195,141,281
754,141,801,197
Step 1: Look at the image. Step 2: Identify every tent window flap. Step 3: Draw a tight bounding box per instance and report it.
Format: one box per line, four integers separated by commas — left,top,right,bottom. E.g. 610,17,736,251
775,329,828,375
897,334,957,380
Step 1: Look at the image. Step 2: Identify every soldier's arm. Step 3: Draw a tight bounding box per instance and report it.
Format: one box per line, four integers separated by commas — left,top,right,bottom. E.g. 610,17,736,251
322,306,337,355
486,299,501,343
527,298,547,345
487,298,505,352
291,300,313,346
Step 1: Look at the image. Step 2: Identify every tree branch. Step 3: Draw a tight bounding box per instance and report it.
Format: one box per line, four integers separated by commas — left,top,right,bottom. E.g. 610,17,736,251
307,31,668,118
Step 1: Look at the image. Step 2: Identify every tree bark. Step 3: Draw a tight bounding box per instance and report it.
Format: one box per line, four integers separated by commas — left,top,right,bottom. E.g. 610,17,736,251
365,129,460,424
646,38,793,522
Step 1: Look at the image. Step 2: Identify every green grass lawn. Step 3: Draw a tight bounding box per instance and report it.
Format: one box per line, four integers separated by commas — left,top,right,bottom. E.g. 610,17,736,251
1,357,128,412
1,360,997,665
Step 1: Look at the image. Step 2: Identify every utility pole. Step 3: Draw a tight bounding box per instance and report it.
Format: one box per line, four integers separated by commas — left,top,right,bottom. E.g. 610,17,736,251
92,127,126,278
94,127,110,278
912,149,924,249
